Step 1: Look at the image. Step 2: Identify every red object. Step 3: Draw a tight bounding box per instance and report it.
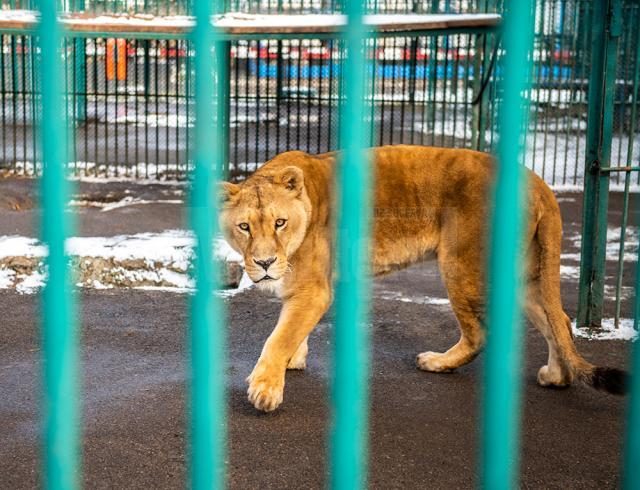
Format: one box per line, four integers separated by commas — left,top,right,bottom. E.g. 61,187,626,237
106,39,127,81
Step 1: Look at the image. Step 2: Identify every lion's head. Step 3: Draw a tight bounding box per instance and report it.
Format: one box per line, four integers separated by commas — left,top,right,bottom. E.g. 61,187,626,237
219,166,312,286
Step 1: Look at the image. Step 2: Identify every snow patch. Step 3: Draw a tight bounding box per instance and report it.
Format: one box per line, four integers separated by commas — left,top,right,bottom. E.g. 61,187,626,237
16,269,45,294
0,268,15,288
0,236,46,258
376,289,450,306
69,196,183,211
566,227,638,263
0,231,244,294
572,318,638,341
560,265,580,280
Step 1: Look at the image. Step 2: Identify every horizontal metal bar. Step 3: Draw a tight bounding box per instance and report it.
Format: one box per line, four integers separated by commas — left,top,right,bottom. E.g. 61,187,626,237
0,11,501,39
600,166,640,173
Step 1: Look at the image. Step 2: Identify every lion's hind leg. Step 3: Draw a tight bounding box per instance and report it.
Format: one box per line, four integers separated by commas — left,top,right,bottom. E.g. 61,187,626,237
417,262,485,373
526,279,575,388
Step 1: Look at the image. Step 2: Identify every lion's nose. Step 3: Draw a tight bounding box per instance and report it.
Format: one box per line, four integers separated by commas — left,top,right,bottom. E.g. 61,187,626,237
253,256,276,271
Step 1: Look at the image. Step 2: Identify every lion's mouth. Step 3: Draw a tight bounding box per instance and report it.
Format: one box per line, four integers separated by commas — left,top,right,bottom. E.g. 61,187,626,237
256,275,273,283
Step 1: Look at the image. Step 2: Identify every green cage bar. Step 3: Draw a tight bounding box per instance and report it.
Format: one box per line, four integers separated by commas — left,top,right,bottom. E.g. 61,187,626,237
624,243,640,489
39,0,80,487
330,0,371,488
481,0,533,488
189,0,227,488
624,318,640,488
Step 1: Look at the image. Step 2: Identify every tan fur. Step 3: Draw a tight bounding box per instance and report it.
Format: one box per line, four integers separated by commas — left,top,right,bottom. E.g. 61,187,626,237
220,145,608,412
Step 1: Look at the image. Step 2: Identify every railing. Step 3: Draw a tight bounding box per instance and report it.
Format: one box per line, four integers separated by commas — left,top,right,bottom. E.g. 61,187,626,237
20,0,640,488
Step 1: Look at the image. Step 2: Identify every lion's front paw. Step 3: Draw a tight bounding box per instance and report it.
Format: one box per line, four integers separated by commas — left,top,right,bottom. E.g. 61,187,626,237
416,351,454,373
246,369,284,412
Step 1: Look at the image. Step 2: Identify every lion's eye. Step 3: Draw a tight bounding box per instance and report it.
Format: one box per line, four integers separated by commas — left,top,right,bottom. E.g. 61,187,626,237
275,218,287,229
238,223,250,232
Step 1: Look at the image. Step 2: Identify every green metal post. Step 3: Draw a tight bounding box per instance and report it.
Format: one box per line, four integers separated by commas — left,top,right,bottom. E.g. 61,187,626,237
330,0,371,487
481,0,533,488
577,0,621,329
624,255,640,489
39,0,80,487
189,0,227,487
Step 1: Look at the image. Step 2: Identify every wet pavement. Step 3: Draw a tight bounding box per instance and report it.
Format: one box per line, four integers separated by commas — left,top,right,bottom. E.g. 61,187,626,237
0,176,637,489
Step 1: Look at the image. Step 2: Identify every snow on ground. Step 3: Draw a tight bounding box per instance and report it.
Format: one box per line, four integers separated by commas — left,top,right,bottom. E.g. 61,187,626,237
0,236,45,258
0,231,246,294
0,230,636,339
560,264,581,280
565,226,639,263
10,161,189,184
0,268,14,288
572,318,638,341
69,196,183,211
376,289,450,306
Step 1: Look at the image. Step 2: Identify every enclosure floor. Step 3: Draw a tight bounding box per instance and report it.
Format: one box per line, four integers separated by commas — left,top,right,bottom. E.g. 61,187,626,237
0,177,635,489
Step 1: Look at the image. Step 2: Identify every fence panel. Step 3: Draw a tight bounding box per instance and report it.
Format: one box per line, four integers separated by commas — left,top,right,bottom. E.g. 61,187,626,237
2,0,638,189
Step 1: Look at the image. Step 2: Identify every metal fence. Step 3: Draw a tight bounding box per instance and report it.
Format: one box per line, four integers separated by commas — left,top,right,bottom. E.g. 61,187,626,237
4,0,640,488
0,0,639,186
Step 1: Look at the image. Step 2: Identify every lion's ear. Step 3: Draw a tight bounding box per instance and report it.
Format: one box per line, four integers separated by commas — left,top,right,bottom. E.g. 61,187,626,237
274,166,304,194
219,181,240,202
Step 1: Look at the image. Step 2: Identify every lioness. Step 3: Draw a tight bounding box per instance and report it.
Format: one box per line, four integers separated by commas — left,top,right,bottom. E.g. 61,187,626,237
220,145,626,412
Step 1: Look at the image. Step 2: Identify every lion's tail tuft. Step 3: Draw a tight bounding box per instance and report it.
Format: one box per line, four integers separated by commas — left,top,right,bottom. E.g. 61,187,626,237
576,366,628,396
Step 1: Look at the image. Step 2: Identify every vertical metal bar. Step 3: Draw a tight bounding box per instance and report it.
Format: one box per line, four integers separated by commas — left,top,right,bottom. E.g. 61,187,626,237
74,35,86,123
11,35,18,169
1,34,6,168
174,41,181,175
39,0,80,486
573,1,592,186
154,39,159,175
327,39,335,151
481,0,533,487
624,242,640,489
144,39,150,178
577,0,621,329
562,1,580,186
613,170,630,328
164,39,170,175
115,38,120,176
21,35,27,165
29,33,38,170
190,0,226,487
185,39,191,175
221,41,231,175
330,0,370,487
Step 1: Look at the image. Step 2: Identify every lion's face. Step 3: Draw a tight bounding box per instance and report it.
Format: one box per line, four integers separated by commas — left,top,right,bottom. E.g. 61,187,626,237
219,166,311,285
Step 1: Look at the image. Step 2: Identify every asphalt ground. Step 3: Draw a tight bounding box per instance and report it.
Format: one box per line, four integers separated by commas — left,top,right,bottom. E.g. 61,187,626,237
0,176,637,489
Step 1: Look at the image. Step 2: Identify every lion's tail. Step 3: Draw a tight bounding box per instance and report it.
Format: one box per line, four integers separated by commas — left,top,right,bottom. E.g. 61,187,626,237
534,182,628,396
